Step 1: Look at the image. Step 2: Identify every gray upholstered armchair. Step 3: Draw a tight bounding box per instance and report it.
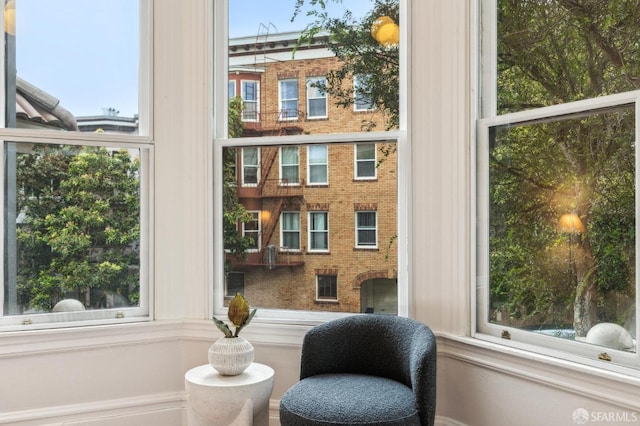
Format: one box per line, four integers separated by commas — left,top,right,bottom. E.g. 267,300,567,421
279,314,436,426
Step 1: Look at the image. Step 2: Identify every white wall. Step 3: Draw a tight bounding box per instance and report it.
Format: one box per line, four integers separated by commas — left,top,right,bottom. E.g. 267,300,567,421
1,1,639,425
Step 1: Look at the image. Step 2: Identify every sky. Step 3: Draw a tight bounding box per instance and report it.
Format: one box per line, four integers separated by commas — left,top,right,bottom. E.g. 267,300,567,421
14,0,373,118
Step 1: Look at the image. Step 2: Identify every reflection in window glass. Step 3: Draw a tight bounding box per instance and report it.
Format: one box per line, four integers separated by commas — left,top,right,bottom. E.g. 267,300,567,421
9,0,139,134
308,145,328,185
487,105,636,351
356,143,376,179
307,77,327,119
4,143,141,315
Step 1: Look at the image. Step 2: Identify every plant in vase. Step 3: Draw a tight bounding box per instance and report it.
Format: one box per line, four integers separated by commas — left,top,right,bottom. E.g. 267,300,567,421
209,293,257,375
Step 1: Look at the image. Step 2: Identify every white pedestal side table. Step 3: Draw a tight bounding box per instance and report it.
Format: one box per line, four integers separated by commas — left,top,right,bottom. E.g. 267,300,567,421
185,362,274,426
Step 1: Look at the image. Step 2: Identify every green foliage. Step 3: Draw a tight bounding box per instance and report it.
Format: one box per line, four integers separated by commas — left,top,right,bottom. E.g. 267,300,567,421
492,0,638,331
16,145,140,311
292,0,399,130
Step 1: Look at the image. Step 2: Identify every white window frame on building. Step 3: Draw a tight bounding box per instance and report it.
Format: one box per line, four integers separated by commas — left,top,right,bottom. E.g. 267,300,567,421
307,145,328,185
243,211,261,252
241,147,260,186
355,211,378,249
355,143,377,180
280,211,301,252
306,76,328,119
241,80,259,122
354,75,374,112
309,211,329,252
280,146,300,186
278,78,299,121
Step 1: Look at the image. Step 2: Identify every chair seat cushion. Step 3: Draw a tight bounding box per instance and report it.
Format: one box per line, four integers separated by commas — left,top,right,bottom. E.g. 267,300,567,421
279,373,420,426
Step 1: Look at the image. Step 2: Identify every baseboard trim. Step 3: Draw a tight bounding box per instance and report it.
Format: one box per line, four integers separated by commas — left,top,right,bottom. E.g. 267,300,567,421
0,392,184,426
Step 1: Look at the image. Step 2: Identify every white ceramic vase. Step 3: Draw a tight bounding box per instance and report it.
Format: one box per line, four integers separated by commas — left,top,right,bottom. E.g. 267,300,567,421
208,335,255,376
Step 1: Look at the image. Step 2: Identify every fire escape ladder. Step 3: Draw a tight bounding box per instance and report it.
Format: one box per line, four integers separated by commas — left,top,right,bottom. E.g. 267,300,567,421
261,197,284,250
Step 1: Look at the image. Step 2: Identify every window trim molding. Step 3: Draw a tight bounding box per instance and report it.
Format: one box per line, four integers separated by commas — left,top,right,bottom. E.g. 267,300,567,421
475,90,640,373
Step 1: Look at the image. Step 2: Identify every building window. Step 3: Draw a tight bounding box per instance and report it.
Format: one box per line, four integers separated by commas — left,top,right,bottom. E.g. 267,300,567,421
241,80,259,122
309,212,329,251
279,79,299,120
308,145,328,185
354,75,373,111
226,272,245,297
280,146,299,185
355,143,376,179
477,0,639,370
356,211,377,248
317,275,338,301
0,1,150,329
281,212,300,251
221,0,403,315
243,211,260,251
307,77,328,119
242,147,259,186
229,80,236,99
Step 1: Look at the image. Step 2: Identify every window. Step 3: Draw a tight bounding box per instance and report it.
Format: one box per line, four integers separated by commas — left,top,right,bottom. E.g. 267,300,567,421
308,145,328,185
356,211,377,248
0,1,150,330
354,75,373,111
226,272,245,297
280,146,299,185
222,1,403,315
478,0,639,371
229,80,236,99
316,275,338,301
307,77,327,119
279,79,299,120
281,212,300,251
309,212,329,251
242,147,259,186
241,80,259,122
355,143,376,179
243,212,260,251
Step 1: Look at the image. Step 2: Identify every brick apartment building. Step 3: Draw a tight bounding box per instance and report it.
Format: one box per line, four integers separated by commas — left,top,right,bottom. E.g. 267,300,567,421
226,31,398,314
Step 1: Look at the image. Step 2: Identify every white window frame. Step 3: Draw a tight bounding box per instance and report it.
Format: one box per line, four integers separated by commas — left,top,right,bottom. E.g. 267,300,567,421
307,144,328,185
241,80,259,122
280,211,301,252
0,0,153,331
278,78,299,121
476,0,640,373
354,75,374,112
306,76,328,119
355,211,378,249
355,143,377,180
243,211,261,253
279,146,300,186
213,0,410,324
241,146,260,186
309,211,329,252
228,80,236,99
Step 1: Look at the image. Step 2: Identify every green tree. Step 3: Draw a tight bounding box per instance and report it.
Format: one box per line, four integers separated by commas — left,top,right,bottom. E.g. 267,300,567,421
491,0,639,336
16,145,140,311
292,0,399,130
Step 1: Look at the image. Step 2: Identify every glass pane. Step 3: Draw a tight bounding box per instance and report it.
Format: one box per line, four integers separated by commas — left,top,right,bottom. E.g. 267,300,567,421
223,142,397,312
228,0,399,136
488,106,636,352
497,1,640,114
9,1,139,134
5,142,141,314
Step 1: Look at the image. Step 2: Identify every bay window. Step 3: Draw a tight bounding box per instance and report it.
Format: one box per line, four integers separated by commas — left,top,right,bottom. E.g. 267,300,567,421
0,0,151,330
477,0,639,372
